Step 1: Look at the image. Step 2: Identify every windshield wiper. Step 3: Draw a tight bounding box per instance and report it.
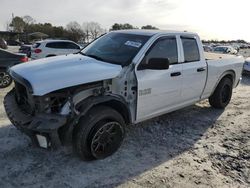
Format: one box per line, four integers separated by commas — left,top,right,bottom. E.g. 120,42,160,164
86,54,104,61
79,52,104,61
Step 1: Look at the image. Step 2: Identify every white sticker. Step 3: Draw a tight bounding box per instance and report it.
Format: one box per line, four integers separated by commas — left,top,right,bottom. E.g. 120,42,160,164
125,41,142,48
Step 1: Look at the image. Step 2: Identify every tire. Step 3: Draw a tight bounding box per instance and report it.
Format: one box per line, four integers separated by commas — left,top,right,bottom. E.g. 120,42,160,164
209,77,233,109
73,106,126,160
0,69,12,88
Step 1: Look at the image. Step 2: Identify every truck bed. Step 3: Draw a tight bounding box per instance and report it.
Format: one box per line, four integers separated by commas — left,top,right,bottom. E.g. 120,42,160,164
201,52,244,99
204,52,236,60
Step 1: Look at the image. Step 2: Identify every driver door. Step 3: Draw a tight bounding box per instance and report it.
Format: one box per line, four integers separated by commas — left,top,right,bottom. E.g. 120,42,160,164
135,36,183,122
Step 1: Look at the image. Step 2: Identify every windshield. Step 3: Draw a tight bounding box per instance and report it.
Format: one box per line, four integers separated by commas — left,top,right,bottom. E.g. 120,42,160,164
80,32,150,66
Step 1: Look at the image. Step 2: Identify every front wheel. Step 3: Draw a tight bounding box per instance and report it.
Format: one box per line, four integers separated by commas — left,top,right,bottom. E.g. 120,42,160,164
209,77,233,109
0,69,12,88
73,106,125,160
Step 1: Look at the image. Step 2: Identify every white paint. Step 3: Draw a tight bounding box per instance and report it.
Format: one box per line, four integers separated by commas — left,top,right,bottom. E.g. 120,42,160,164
134,31,244,122
11,54,122,96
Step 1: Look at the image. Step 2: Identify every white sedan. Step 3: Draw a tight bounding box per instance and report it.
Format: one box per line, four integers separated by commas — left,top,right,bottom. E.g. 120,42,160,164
31,39,82,60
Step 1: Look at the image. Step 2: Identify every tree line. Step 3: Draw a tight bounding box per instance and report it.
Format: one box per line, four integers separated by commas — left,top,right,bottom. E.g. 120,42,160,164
7,15,159,43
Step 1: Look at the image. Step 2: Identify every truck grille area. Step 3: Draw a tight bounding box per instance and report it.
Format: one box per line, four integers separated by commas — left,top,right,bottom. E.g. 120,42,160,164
14,81,34,115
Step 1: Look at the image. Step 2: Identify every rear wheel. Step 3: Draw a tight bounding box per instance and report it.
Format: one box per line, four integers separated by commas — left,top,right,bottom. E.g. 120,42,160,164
0,69,12,88
73,106,125,160
209,77,233,109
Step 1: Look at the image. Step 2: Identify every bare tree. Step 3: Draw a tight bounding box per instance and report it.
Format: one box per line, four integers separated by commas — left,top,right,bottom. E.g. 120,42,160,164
23,15,36,25
66,21,85,42
5,21,11,31
82,22,104,42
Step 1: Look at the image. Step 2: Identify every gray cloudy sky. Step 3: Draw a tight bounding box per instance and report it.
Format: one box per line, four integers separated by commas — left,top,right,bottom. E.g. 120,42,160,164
0,0,249,41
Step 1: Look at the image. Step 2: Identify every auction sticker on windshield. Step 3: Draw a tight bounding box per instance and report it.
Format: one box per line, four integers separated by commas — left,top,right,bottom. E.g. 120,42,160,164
125,41,142,48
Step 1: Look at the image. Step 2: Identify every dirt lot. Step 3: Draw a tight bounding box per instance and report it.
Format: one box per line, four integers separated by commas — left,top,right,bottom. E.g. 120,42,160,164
0,75,249,188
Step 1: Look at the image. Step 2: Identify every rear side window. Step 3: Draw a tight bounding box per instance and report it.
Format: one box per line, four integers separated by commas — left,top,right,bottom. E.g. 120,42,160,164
46,42,56,48
46,42,69,49
46,42,63,49
181,37,200,62
32,43,41,48
145,37,178,65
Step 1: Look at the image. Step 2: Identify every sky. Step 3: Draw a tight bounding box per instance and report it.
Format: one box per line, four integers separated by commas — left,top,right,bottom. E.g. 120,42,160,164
0,0,250,41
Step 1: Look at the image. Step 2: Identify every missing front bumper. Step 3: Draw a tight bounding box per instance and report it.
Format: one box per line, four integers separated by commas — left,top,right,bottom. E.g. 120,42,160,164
4,89,67,149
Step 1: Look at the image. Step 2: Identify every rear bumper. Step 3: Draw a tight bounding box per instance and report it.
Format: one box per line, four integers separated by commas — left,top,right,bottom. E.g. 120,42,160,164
4,90,67,149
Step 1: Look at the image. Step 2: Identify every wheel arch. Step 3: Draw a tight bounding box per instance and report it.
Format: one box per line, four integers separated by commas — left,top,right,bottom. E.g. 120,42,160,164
211,70,236,95
75,95,132,125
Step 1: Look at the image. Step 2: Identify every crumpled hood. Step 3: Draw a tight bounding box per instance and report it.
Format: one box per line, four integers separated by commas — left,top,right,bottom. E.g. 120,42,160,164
11,54,122,96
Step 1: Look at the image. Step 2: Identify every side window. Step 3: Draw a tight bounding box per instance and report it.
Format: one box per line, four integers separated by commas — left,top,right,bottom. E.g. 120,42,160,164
66,42,80,49
143,37,178,65
46,42,56,48
46,42,71,49
181,37,200,62
46,42,61,49
57,42,68,49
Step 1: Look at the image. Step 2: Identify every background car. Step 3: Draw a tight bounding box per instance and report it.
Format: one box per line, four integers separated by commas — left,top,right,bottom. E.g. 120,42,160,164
19,44,32,57
31,39,82,59
213,46,238,55
6,40,22,46
203,45,213,52
0,48,28,88
243,58,250,74
0,38,8,49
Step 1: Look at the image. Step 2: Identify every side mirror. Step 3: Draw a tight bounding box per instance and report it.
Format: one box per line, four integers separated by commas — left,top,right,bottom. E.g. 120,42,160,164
138,58,170,70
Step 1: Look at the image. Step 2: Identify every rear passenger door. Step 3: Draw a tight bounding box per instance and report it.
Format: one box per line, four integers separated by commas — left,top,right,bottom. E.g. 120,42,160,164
45,42,64,56
57,42,70,55
180,37,207,103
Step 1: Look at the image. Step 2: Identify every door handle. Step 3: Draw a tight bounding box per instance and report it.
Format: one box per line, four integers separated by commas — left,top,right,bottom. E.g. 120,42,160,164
197,67,206,72
171,72,181,77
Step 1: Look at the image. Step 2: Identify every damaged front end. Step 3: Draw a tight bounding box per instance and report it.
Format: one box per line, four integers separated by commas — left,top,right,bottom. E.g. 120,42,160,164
4,79,69,149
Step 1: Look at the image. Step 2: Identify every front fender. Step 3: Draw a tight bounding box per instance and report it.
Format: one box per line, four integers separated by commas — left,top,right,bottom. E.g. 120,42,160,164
75,94,131,124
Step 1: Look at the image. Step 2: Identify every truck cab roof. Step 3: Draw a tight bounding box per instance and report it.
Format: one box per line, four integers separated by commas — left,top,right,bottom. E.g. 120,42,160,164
111,29,197,37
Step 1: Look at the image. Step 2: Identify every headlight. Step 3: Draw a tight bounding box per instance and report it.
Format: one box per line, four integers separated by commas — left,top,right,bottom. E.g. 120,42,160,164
35,94,68,114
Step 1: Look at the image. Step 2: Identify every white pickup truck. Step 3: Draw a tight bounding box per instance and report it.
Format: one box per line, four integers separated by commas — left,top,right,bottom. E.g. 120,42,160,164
4,30,244,160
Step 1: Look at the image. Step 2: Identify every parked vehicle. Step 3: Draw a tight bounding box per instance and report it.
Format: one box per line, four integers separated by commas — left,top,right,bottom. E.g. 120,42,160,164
243,58,250,73
6,40,22,46
0,49,28,88
213,46,238,55
31,39,82,59
19,44,32,57
203,45,213,52
4,30,244,160
0,38,8,49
